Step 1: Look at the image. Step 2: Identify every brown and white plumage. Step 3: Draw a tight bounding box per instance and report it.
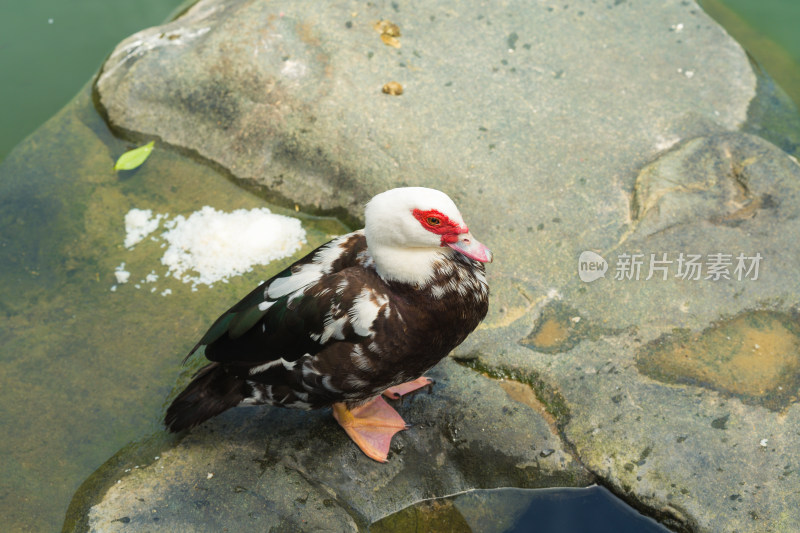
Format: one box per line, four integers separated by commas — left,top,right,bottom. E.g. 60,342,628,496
165,187,491,461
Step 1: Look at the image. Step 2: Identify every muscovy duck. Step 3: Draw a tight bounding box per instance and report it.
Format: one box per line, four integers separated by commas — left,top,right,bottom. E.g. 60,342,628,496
165,187,492,462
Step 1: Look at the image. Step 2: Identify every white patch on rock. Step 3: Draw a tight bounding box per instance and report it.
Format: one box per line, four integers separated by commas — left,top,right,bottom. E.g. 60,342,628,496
114,263,131,284
99,26,211,85
118,206,307,288
546,288,562,301
159,206,306,286
280,59,308,80
653,135,681,153
124,209,164,249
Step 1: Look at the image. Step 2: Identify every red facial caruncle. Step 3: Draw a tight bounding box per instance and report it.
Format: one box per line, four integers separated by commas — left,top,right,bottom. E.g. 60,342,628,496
412,208,468,246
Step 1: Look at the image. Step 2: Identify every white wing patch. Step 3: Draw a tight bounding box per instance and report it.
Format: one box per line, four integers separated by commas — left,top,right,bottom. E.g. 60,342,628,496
349,288,389,337
320,312,348,343
301,361,319,379
258,300,275,312
313,287,332,298
344,375,369,389
314,232,359,268
248,358,297,376
351,344,373,370
240,381,266,405
335,277,349,295
265,232,360,300
249,360,282,375
321,375,340,393
267,264,324,298
294,390,309,401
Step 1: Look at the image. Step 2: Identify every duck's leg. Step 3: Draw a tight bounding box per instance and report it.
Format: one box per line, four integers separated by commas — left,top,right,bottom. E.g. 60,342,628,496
332,396,408,463
382,376,434,401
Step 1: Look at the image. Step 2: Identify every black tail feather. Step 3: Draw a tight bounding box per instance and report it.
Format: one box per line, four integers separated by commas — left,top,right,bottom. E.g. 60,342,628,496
165,363,247,432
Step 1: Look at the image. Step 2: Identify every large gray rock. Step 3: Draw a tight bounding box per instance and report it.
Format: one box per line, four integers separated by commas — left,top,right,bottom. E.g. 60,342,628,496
73,0,800,531
96,0,755,224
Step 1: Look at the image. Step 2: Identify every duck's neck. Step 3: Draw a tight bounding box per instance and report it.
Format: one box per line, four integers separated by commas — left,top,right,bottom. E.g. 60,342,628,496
370,245,449,286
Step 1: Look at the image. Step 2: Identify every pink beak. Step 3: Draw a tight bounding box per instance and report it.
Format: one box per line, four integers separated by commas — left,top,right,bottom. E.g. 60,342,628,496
447,232,493,263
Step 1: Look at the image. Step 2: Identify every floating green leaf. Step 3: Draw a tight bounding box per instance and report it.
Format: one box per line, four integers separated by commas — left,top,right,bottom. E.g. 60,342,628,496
114,141,155,171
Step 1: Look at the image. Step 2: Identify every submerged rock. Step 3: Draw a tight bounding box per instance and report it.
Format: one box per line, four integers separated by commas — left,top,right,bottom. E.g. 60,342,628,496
62,0,800,531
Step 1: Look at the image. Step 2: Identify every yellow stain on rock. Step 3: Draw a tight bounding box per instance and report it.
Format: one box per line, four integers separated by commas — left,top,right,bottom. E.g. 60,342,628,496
637,310,800,410
374,20,401,48
499,379,560,434
529,317,571,350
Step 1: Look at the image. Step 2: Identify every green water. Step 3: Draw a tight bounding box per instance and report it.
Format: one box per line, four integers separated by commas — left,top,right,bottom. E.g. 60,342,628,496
0,0,188,161
721,0,800,59
699,0,800,109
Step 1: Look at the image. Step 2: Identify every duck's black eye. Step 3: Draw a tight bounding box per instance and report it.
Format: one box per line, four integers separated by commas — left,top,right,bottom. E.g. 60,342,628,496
426,216,441,226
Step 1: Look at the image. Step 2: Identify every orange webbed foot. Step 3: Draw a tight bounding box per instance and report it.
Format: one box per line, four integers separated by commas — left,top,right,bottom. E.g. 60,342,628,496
332,396,408,462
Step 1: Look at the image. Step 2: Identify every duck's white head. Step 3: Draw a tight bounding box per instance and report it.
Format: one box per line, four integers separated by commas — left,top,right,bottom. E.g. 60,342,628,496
364,187,492,285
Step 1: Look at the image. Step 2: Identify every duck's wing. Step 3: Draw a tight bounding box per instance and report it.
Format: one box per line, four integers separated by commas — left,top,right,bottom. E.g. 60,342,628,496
184,230,375,365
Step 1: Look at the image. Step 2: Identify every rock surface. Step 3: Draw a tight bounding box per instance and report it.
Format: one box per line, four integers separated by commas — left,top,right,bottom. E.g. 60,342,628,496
74,0,800,531
456,132,800,533
84,359,592,531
